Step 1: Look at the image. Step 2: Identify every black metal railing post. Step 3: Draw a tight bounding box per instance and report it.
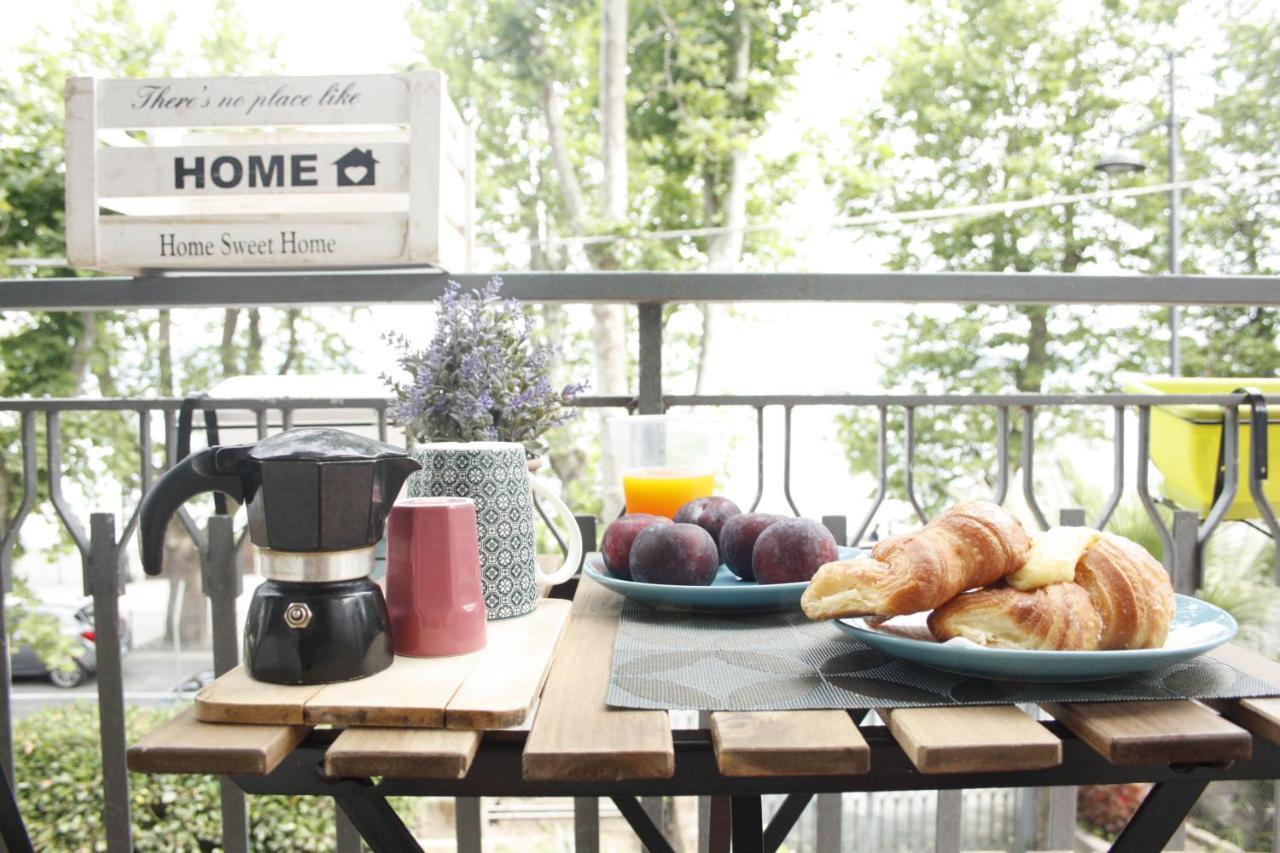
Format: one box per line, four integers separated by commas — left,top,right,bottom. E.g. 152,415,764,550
637,303,664,414
89,513,132,852
0,411,37,788
202,515,249,853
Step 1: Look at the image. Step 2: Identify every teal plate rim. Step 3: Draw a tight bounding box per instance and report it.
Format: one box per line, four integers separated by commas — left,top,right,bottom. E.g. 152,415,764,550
832,594,1238,682
583,545,861,612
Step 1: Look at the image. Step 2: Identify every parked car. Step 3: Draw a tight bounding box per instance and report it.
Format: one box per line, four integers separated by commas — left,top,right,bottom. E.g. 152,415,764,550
8,597,130,688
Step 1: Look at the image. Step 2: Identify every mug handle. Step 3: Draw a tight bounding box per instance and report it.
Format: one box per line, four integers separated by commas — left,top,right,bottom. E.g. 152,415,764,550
529,478,583,586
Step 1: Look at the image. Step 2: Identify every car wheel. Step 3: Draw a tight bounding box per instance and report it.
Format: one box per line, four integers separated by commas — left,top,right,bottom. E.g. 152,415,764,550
49,664,86,689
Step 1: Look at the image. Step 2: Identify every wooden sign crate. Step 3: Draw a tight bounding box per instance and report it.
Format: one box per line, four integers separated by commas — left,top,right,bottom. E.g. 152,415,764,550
64,72,474,273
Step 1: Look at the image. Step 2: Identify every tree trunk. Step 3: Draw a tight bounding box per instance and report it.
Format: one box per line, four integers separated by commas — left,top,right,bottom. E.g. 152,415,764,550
538,78,588,229
158,309,173,395
278,309,301,374
1018,306,1050,392
536,1,631,518
600,0,628,226
219,308,239,377
163,519,207,645
595,0,630,517
244,309,263,374
69,312,97,394
696,2,752,395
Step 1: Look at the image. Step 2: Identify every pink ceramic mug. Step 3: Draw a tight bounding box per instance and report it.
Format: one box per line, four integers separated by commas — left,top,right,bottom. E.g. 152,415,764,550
385,497,487,656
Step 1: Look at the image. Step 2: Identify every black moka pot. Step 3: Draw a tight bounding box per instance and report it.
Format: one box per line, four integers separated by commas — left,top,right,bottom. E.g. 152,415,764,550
139,428,420,684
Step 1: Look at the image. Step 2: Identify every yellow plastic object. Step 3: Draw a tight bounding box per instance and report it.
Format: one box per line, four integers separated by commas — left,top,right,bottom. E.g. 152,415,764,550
1123,376,1280,519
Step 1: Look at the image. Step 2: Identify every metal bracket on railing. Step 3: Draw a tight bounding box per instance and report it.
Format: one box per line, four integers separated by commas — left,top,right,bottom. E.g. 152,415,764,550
903,406,928,525
993,406,1010,505
112,409,153,577
1136,406,1176,567
851,407,889,546
1020,407,1049,531
46,412,93,593
782,406,801,516
747,406,765,513
1094,406,1126,530
1235,387,1280,580
1199,405,1240,547
0,413,37,591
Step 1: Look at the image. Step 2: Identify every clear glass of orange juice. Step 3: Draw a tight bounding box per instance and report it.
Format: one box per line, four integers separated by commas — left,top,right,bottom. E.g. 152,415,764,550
608,415,723,518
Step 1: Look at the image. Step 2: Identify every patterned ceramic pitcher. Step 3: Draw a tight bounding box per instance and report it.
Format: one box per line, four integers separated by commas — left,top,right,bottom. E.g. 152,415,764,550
407,442,582,619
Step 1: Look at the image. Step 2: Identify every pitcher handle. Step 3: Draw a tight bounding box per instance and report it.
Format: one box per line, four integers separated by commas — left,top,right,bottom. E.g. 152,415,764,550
529,478,583,586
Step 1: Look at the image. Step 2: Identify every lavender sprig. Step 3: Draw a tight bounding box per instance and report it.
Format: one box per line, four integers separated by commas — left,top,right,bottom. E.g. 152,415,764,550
383,276,586,457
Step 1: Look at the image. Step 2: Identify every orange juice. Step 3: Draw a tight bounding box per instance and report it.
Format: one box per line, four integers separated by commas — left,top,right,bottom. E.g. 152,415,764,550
622,467,716,518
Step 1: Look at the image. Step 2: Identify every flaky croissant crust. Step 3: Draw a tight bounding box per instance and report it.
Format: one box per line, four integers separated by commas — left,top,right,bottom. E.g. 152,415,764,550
927,532,1174,651
801,500,1031,620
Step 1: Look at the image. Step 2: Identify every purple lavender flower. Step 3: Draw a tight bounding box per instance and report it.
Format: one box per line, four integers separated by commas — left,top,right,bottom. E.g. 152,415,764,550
383,275,586,456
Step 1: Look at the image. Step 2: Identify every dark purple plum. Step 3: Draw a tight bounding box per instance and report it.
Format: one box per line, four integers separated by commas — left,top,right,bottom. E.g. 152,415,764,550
719,513,787,580
601,514,672,579
752,518,839,585
630,523,720,586
673,495,742,545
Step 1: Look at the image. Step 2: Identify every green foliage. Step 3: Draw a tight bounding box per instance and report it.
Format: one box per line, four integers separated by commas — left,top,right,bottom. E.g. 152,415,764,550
0,1,173,542
828,0,1238,506
6,578,83,675
1179,12,1280,376
0,2,359,563
407,0,812,518
14,703,336,851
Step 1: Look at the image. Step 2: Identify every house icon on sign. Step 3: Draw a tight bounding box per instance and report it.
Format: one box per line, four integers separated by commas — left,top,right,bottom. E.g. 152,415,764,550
334,148,378,187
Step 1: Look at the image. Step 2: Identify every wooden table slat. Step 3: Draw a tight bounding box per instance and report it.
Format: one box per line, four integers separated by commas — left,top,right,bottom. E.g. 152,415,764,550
1210,643,1280,685
303,653,476,727
445,598,570,729
127,707,308,775
882,706,1062,774
195,599,569,729
522,578,674,781
1042,700,1252,765
711,711,869,777
324,727,482,779
1213,697,1280,746
195,667,322,725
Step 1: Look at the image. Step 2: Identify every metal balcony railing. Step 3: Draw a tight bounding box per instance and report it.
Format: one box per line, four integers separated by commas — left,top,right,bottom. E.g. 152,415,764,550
3,270,1280,852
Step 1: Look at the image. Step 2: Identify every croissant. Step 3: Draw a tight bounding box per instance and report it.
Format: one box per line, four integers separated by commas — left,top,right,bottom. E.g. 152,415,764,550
928,532,1175,650
801,501,1032,620
926,582,1103,650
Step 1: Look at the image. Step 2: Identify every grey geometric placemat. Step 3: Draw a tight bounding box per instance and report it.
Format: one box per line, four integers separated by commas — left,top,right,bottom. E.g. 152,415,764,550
605,601,1280,711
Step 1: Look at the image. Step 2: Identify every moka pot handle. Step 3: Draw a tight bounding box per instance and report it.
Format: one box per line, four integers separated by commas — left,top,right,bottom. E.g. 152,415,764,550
139,448,246,576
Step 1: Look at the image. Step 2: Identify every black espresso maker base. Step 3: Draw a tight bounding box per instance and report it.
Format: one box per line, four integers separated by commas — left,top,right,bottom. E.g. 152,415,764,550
244,577,393,685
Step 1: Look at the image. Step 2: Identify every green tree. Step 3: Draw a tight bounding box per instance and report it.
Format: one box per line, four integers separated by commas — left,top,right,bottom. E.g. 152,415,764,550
0,1,175,545
829,0,1178,514
406,0,812,517
0,2,358,646
1179,10,1280,376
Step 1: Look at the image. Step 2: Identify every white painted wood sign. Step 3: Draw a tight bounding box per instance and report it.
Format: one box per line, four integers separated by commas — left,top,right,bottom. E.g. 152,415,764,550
65,72,474,273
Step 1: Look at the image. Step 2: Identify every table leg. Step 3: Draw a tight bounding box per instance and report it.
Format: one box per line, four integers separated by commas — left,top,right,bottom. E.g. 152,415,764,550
1109,780,1209,853
707,796,731,853
333,794,421,853
762,792,813,851
730,795,763,853
456,797,482,853
611,796,676,853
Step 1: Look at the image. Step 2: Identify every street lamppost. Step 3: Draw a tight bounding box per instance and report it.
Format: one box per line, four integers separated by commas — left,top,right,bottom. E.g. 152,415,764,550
1095,50,1182,375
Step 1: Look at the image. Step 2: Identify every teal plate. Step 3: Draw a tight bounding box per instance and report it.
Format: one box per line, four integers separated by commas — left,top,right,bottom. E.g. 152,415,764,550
833,594,1238,682
584,546,861,612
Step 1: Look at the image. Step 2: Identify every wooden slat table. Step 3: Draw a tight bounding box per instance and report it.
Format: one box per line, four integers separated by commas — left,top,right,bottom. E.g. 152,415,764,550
127,577,1280,853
